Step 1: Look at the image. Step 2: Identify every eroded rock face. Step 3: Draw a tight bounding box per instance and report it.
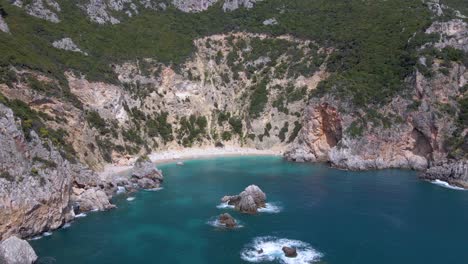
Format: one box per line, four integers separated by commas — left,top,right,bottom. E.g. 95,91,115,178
285,102,341,162
172,0,218,13
222,0,259,11
426,19,468,52
0,103,74,240
24,0,61,23
0,236,37,264
130,160,164,189
218,213,237,228
0,15,9,34
420,161,468,188
221,185,266,214
282,246,297,258
52,38,88,55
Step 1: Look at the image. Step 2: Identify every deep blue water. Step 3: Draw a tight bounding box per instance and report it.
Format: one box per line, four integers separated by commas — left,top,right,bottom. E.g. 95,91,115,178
31,156,468,264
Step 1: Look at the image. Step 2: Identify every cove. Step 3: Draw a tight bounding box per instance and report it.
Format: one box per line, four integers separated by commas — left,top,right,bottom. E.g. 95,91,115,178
30,156,468,263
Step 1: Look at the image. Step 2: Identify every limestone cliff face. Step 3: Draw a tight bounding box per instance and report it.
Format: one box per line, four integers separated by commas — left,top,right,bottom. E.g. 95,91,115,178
0,33,329,169
0,103,74,240
286,18,467,174
12,0,261,24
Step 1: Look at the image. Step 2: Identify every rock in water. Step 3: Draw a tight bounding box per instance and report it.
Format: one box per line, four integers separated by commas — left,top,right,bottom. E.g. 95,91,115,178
0,236,38,264
282,246,297,258
131,160,164,189
218,213,237,228
221,185,266,214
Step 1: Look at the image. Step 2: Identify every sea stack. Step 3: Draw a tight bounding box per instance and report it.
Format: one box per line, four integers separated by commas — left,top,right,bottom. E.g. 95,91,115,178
282,246,297,258
218,213,237,228
221,185,266,214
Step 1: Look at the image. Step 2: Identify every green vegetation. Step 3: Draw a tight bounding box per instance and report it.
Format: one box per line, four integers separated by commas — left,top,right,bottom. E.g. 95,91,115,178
178,115,208,147
279,122,289,142
0,0,432,110
228,116,243,135
249,80,268,117
346,120,365,138
86,110,107,131
33,156,58,168
0,170,14,182
0,92,76,161
447,94,468,159
147,112,173,142
287,121,302,143
221,131,232,141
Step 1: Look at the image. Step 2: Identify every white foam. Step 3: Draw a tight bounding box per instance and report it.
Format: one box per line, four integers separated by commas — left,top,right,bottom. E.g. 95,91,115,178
127,197,136,201
62,223,72,229
207,217,244,229
145,187,164,192
43,232,52,236
241,236,323,264
75,213,87,218
116,186,126,194
29,235,43,241
216,202,235,209
258,203,282,214
432,180,466,191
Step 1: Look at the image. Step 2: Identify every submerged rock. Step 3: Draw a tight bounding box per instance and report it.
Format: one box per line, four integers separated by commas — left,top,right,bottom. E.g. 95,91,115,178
221,185,266,214
0,236,38,264
218,213,237,228
282,246,297,258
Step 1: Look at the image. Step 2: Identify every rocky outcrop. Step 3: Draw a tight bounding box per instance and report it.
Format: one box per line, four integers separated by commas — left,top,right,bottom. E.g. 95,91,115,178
0,15,9,34
282,246,297,258
172,0,218,13
420,161,468,188
222,0,259,11
52,38,88,55
130,160,163,189
71,188,115,212
24,0,61,23
0,236,37,264
221,185,266,214
218,213,237,228
0,103,74,240
426,19,468,52
285,102,341,163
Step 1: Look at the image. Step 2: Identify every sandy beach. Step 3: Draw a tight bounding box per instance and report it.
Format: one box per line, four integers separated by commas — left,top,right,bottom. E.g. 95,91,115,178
99,147,283,178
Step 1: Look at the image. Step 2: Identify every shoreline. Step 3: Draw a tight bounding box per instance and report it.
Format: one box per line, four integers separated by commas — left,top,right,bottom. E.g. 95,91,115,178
99,147,283,178
148,147,283,165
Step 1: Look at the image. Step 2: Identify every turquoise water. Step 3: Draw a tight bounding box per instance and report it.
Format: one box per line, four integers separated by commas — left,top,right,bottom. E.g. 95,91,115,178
31,156,468,264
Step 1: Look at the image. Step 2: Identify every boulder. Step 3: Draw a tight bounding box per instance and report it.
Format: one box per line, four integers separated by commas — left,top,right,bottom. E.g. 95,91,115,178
218,213,237,228
131,160,163,183
0,236,38,264
71,188,115,212
282,246,297,258
221,185,266,214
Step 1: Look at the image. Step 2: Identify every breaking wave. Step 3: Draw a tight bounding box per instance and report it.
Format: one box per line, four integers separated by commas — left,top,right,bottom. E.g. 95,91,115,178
116,186,126,194
241,236,323,264
258,203,282,214
127,197,136,201
145,187,164,192
216,202,235,209
206,217,244,229
75,213,87,218
432,180,466,191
